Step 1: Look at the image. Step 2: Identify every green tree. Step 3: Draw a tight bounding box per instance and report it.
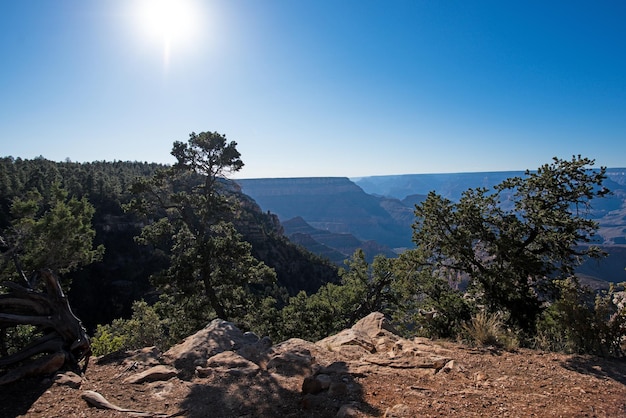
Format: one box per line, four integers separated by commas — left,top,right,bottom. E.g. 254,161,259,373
278,250,399,341
339,249,398,324
128,131,276,327
0,182,104,287
391,249,472,339
409,156,608,334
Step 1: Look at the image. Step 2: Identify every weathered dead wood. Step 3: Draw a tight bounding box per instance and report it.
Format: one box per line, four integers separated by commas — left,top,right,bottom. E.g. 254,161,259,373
81,390,181,417
0,333,63,367
0,351,66,385
0,269,91,384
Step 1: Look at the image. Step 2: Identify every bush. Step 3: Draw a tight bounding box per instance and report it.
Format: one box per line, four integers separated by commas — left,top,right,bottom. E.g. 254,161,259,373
91,320,128,356
90,300,169,356
535,278,626,356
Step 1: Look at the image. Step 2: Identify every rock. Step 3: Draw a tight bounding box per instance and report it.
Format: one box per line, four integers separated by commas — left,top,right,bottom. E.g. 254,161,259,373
266,350,313,377
473,371,489,387
412,337,454,356
317,362,351,375
336,403,362,418
352,312,398,339
361,354,449,370
206,351,259,369
236,336,273,364
316,373,332,389
302,376,324,394
243,331,260,343
384,403,412,417
163,319,252,373
317,329,376,354
123,365,178,384
317,312,402,356
272,338,319,356
196,351,260,377
124,346,162,367
53,371,82,388
329,381,349,397
300,393,326,410
439,359,462,374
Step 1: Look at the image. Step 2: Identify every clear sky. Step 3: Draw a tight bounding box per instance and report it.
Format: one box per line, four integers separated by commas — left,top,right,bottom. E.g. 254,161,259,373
1,1,625,178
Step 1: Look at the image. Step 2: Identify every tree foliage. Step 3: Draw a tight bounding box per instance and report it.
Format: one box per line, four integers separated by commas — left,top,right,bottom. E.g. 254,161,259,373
536,279,626,356
278,249,398,341
409,156,609,333
127,132,276,327
0,182,104,287
388,248,472,339
91,300,170,356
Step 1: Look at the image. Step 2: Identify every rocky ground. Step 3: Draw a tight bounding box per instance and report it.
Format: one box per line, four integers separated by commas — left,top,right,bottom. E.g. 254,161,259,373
1,313,626,418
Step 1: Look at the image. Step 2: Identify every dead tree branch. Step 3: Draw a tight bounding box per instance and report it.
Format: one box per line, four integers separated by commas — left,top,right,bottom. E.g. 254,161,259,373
0,269,91,385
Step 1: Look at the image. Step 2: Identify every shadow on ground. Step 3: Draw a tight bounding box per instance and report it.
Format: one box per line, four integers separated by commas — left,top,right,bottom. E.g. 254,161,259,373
562,355,626,385
181,360,381,418
0,376,52,417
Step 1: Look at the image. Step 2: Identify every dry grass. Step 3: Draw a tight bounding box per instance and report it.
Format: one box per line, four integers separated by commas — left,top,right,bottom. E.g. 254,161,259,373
463,311,519,350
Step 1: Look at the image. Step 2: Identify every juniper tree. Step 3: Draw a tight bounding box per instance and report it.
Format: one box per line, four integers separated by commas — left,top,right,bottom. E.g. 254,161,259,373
408,156,609,334
128,132,276,327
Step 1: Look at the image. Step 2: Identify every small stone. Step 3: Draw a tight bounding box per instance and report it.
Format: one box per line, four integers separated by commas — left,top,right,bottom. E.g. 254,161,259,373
316,373,332,389
302,376,323,394
439,359,461,374
384,403,412,417
336,403,361,417
328,382,348,397
54,371,82,389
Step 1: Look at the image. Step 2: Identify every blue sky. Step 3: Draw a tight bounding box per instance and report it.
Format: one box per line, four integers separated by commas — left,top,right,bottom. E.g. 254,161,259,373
1,1,625,178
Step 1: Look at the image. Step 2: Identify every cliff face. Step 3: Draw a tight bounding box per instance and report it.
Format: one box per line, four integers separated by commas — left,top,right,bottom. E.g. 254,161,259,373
237,177,413,249
231,188,340,295
282,216,397,264
237,177,364,197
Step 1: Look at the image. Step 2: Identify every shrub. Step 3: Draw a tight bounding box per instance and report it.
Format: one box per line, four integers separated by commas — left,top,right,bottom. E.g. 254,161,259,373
90,300,169,356
91,321,128,356
535,278,626,356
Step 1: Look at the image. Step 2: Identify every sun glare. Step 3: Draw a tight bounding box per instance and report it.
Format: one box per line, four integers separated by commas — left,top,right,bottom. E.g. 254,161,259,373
133,0,202,69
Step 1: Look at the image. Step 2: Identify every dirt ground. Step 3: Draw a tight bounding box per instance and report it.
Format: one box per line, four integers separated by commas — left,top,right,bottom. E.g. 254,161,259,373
2,340,626,418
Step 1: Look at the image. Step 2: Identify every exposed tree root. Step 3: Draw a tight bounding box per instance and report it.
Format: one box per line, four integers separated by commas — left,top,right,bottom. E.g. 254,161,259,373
0,270,91,384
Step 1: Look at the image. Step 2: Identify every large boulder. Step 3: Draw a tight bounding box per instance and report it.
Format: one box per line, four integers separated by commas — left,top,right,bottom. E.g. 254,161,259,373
317,312,451,373
316,312,400,357
163,319,260,374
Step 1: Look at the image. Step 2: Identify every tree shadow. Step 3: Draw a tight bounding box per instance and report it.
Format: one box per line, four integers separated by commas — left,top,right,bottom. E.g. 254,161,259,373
181,358,381,417
0,375,52,417
562,355,626,385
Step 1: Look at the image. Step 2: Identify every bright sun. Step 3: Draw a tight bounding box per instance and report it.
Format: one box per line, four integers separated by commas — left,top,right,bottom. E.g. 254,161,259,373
133,0,201,67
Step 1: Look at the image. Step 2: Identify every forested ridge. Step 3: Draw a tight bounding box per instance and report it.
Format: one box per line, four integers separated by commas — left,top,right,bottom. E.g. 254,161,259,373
1,136,625,388
0,155,339,332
